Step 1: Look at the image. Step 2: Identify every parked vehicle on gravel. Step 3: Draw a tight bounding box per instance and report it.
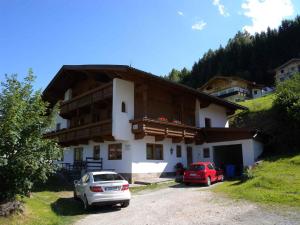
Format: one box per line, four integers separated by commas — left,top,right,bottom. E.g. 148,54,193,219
183,162,224,186
74,171,131,210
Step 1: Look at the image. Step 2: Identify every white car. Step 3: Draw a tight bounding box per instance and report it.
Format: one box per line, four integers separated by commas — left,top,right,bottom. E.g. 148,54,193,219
74,171,131,210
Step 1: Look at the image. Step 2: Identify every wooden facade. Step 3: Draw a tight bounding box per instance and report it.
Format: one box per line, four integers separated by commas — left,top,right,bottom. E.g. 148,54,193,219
43,65,249,147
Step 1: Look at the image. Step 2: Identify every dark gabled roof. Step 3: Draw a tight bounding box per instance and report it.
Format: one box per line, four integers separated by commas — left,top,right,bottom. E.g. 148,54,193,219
198,75,264,91
274,58,300,71
43,65,247,111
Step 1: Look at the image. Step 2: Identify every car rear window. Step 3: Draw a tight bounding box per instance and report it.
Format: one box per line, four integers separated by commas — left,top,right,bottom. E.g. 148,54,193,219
93,174,125,182
189,165,205,171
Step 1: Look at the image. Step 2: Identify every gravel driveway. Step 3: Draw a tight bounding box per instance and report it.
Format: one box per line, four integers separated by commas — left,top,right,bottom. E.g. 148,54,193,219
75,184,300,225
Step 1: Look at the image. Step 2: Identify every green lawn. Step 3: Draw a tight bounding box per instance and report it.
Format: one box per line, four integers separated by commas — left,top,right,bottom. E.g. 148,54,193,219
213,154,300,208
0,190,84,225
0,181,176,225
235,93,275,114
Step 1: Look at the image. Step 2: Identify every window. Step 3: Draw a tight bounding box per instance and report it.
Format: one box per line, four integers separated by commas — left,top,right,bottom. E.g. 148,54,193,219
146,144,163,160
203,148,210,158
176,145,182,158
93,173,125,182
189,164,205,171
205,118,211,128
56,123,61,131
74,147,83,161
93,145,100,160
108,144,122,160
253,90,258,95
281,69,284,73
121,101,126,113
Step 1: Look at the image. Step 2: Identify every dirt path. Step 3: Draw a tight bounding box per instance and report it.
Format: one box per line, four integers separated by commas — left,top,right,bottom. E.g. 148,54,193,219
75,184,300,225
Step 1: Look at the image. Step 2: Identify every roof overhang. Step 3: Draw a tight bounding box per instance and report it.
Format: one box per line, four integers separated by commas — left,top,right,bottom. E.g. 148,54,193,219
43,65,247,111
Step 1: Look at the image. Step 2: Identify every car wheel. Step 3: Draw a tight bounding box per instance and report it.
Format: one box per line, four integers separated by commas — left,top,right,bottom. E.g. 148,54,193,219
83,195,90,210
206,177,211,187
121,201,130,208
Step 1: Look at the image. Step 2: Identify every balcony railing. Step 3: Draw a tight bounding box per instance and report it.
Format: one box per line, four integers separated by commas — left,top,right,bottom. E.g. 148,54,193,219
60,82,113,117
211,87,250,98
130,118,199,143
45,119,112,146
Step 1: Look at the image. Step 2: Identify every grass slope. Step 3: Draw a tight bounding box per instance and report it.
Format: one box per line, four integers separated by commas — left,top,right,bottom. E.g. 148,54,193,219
213,154,300,208
237,94,275,112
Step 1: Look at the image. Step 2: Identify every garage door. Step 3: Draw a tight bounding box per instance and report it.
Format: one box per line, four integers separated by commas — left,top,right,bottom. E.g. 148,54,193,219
213,144,243,176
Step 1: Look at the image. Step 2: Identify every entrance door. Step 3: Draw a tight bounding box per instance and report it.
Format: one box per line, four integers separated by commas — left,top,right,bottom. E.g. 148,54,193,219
187,146,193,166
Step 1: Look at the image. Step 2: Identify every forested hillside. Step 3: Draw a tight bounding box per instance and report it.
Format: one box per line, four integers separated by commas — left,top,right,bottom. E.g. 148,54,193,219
166,16,300,88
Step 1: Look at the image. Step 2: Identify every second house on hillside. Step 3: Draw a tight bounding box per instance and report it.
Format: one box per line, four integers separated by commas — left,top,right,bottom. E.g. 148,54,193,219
198,76,268,102
43,65,263,183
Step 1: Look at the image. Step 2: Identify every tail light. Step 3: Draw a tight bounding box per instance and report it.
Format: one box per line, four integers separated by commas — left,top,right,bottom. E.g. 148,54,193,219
121,184,129,191
90,186,103,192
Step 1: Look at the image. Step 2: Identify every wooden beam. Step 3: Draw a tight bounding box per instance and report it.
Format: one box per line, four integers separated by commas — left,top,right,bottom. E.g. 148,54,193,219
92,137,104,143
172,137,183,143
155,135,165,142
226,109,235,116
103,135,115,141
135,133,145,140
184,138,194,144
200,100,211,108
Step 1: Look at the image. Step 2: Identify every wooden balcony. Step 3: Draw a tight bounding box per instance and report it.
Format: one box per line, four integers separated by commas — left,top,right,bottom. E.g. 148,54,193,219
130,118,200,144
45,120,113,146
60,82,113,118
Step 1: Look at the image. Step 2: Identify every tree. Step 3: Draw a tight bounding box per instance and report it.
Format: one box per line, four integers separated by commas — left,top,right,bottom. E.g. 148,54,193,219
0,70,61,202
172,15,300,88
274,73,300,123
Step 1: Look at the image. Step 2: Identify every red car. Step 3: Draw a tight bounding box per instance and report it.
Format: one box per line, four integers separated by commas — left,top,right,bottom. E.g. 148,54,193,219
183,162,224,186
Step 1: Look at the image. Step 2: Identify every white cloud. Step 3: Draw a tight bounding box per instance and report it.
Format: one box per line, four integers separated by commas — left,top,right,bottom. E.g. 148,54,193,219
177,11,184,16
192,21,207,31
212,0,230,17
242,0,294,34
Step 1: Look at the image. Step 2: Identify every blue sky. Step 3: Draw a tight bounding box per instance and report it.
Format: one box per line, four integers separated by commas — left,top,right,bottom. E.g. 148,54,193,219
1,0,299,90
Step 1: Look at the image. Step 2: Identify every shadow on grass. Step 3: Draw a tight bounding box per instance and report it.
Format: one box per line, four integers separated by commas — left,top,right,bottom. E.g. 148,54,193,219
51,197,122,216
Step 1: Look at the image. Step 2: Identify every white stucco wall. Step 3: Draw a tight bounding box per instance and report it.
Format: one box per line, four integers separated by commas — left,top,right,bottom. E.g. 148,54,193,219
62,140,133,173
253,140,263,160
50,114,68,131
112,78,135,141
64,89,72,101
130,136,189,174
196,101,229,128
193,139,262,167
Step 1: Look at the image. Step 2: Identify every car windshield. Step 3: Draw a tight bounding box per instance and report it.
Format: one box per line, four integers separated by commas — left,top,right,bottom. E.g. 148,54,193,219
189,165,205,171
93,173,124,182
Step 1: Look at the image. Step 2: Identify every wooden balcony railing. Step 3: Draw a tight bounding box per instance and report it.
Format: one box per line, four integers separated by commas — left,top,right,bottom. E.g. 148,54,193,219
130,118,199,143
45,119,113,146
60,82,113,117
130,118,257,145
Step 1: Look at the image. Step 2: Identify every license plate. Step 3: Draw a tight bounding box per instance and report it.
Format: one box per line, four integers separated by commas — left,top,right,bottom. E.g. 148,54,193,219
105,186,119,191
190,173,196,176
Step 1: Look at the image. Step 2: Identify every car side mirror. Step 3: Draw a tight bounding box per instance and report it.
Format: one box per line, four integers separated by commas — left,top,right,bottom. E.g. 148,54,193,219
74,180,79,185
